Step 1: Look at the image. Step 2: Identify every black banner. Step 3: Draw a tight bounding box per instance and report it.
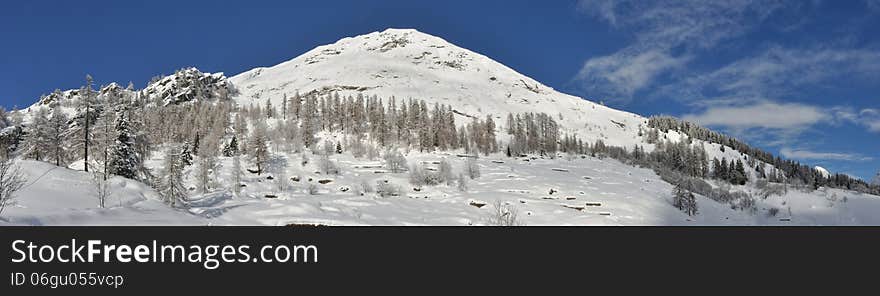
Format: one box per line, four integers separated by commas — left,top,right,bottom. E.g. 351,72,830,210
1,227,876,294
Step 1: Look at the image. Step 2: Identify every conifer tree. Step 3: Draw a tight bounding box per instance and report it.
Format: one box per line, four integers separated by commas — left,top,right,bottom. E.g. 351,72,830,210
108,108,139,179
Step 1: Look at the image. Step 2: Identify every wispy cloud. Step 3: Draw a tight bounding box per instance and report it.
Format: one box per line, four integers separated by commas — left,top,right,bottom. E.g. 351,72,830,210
780,148,873,161
575,49,690,100
682,101,830,130
574,0,794,103
836,108,880,133
661,46,880,102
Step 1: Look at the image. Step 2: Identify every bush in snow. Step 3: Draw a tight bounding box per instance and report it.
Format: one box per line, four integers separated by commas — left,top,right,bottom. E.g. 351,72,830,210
91,171,112,208
231,156,242,197
733,194,757,214
318,155,340,175
485,200,521,226
322,140,335,155
384,148,408,173
456,173,468,192
356,180,374,195
0,159,25,218
756,180,786,199
376,181,401,197
465,157,480,180
409,164,442,187
438,159,454,185
307,184,319,195
348,137,366,158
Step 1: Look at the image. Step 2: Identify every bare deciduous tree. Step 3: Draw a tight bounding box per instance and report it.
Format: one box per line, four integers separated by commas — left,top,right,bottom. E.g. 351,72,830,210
0,159,25,218
92,171,112,208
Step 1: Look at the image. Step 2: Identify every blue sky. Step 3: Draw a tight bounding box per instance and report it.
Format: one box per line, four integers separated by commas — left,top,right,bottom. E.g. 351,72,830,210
1,0,878,179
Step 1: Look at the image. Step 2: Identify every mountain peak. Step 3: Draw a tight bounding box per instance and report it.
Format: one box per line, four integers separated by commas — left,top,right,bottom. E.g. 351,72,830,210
229,28,644,147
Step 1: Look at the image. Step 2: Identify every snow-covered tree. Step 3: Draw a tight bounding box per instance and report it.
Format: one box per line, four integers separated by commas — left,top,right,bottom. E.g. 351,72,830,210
439,158,454,185
67,75,98,172
0,107,8,130
91,171,112,208
179,142,194,167
486,200,520,226
46,105,69,167
108,109,140,179
92,104,117,177
223,135,239,157
465,157,480,179
23,107,51,161
456,173,468,192
384,148,408,173
158,145,187,207
318,155,339,175
196,153,219,193
249,121,270,175
672,182,698,216
231,155,242,197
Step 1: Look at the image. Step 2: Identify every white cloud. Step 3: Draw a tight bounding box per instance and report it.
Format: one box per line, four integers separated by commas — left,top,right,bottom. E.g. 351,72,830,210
662,47,880,102
859,108,880,132
576,49,689,100
681,101,830,130
780,148,873,161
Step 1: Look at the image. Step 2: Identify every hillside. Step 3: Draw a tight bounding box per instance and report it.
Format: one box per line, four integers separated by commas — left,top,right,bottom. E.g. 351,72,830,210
231,28,646,148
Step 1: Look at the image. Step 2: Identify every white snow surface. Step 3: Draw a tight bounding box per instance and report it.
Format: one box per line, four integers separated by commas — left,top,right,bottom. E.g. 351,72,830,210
3,151,880,226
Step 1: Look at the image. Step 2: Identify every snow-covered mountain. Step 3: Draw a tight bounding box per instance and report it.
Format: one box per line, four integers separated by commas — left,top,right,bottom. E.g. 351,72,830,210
14,68,231,128
146,67,233,106
231,28,646,148
4,28,879,226
815,166,831,178
24,68,230,111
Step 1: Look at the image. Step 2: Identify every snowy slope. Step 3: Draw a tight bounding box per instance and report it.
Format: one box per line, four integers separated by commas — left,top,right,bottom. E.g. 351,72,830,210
5,153,880,226
1,160,202,225
231,28,646,148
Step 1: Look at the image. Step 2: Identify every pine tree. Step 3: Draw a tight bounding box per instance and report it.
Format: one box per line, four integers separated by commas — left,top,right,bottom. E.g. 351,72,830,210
249,121,270,175
179,142,193,167
300,95,317,148
672,182,697,216
282,93,288,121
223,135,239,157
485,114,497,154
108,109,139,179
734,159,748,185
